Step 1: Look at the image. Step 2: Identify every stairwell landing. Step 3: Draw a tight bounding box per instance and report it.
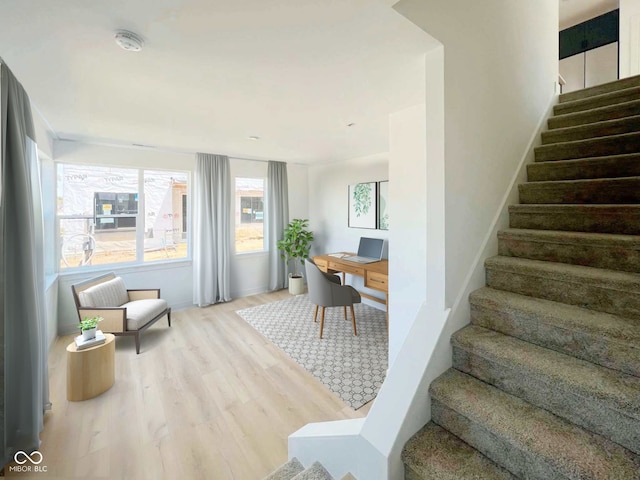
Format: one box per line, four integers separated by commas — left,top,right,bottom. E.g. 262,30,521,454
402,76,640,479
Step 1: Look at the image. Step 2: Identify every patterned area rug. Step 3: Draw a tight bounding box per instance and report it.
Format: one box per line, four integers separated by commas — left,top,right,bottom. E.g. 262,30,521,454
237,294,388,409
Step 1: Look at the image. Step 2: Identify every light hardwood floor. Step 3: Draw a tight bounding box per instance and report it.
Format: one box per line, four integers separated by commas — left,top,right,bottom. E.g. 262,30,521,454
15,291,369,479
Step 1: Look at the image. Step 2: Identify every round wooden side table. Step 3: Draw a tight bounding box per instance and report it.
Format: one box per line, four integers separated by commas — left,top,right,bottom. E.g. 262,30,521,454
66,333,115,401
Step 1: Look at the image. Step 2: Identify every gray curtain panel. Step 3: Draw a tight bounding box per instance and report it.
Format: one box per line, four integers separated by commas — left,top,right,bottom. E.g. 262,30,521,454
267,161,289,290
193,153,232,306
0,60,50,466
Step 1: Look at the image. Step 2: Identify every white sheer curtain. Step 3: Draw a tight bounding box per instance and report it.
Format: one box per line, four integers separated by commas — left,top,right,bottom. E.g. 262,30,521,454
267,161,289,290
0,59,50,465
193,153,232,307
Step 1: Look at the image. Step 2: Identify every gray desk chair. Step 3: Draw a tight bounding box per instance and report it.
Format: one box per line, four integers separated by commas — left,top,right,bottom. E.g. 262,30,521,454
305,258,361,339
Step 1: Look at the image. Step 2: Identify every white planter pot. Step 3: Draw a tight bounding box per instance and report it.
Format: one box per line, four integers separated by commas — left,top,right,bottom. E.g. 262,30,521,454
288,275,305,295
82,327,97,341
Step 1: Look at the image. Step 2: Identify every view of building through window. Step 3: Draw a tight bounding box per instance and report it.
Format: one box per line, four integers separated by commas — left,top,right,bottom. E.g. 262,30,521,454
57,164,188,269
235,177,265,253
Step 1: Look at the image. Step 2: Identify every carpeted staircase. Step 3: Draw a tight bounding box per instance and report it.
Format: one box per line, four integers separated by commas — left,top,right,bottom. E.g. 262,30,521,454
403,75,640,479
261,457,357,480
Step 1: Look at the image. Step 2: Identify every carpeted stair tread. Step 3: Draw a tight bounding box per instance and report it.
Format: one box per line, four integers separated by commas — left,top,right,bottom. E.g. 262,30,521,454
509,204,640,234
469,286,640,376
554,85,640,116
559,74,640,103
541,115,640,145
534,131,640,162
527,153,640,181
485,256,640,320
263,457,305,480
452,325,640,453
549,99,640,129
292,461,333,480
430,369,640,479
518,176,640,204
402,422,516,480
497,228,640,272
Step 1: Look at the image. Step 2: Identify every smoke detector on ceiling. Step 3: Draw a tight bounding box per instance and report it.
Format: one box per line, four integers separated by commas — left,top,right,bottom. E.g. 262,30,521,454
114,30,144,52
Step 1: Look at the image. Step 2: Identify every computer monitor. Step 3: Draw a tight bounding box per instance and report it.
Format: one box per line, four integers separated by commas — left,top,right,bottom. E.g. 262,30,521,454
357,237,384,260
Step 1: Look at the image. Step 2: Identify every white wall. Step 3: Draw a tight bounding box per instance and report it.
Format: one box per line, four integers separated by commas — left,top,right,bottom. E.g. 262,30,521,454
559,1,619,30
53,140,308,334
307,153,389,306
291,2,559,479
32,104,54,159
620,0,640,78
388,103,427,364
394,0,559,308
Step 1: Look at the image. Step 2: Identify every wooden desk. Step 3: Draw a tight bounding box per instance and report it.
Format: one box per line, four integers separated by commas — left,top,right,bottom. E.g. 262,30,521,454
313,253,389,313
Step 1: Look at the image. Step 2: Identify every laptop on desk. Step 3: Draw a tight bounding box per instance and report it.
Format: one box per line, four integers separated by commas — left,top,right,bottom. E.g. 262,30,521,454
344,237,384,264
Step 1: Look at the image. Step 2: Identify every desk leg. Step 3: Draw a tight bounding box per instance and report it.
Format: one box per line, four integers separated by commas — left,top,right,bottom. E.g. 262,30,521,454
341,272,345,285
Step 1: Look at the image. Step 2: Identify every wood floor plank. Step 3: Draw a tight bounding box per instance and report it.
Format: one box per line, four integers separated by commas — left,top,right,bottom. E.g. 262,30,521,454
29,290,367,480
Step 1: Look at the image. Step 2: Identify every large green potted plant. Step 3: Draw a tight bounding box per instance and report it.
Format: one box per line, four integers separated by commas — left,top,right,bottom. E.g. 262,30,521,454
277,218,314,295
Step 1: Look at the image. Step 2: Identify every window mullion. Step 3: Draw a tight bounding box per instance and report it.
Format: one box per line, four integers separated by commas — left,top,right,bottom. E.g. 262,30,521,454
137,169,145,262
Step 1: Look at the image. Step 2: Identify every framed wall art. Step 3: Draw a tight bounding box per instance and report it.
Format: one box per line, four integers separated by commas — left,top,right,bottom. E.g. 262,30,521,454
378,180,389,230
348,182,377,229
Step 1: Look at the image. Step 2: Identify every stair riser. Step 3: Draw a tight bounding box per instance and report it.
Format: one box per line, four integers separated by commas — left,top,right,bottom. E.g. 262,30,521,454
549,101,640,129
470,301,640,376
497,234,640,273
527,155,640,181
541,117,640,145
554,88,640,116
509,207,640,235
519,178,640,204
535,133,640,162
431,400,562,480
485,266,640,320
559,76,640,103
452,346,640,454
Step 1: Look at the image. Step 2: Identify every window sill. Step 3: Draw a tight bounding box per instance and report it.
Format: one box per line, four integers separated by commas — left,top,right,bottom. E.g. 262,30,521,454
235,250,268,257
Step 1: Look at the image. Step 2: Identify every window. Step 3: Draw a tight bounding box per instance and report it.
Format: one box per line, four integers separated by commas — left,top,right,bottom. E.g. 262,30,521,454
57,164,188,270
235,177,265,253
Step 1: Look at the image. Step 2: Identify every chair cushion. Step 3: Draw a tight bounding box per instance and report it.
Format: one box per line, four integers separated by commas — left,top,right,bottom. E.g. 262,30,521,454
78,276,129,307
123,298,168,330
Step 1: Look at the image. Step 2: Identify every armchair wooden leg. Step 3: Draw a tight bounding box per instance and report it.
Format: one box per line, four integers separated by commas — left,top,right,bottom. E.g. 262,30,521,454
167,308,172,327
135,333,141,354
319,307,326,339
350,305,357,336
343,306,347,320
313,305,318,323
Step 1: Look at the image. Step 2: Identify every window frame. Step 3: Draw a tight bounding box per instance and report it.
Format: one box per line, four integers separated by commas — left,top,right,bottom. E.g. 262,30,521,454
55,162,191,273
234,176,267,255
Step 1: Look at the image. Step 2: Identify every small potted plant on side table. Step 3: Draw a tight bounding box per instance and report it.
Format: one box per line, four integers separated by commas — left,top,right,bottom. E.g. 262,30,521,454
78,316,103,341
277,218,314,295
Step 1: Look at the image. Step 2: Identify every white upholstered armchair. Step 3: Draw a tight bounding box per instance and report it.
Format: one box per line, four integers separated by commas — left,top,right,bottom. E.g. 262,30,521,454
71,272,171,354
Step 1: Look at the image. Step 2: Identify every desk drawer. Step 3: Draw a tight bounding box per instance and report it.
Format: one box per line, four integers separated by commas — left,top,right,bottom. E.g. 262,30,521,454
314,258,329,272
366,271,388,292
329,261,364,277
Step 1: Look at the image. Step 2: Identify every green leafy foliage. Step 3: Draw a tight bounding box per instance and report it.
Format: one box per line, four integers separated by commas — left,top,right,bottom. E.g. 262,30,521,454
353,183,372,217
277,218,314,277
78,316,103,331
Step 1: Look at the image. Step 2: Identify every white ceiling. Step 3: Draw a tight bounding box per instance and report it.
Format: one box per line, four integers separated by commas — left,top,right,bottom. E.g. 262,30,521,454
0,0,619,165
0,0,436,164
